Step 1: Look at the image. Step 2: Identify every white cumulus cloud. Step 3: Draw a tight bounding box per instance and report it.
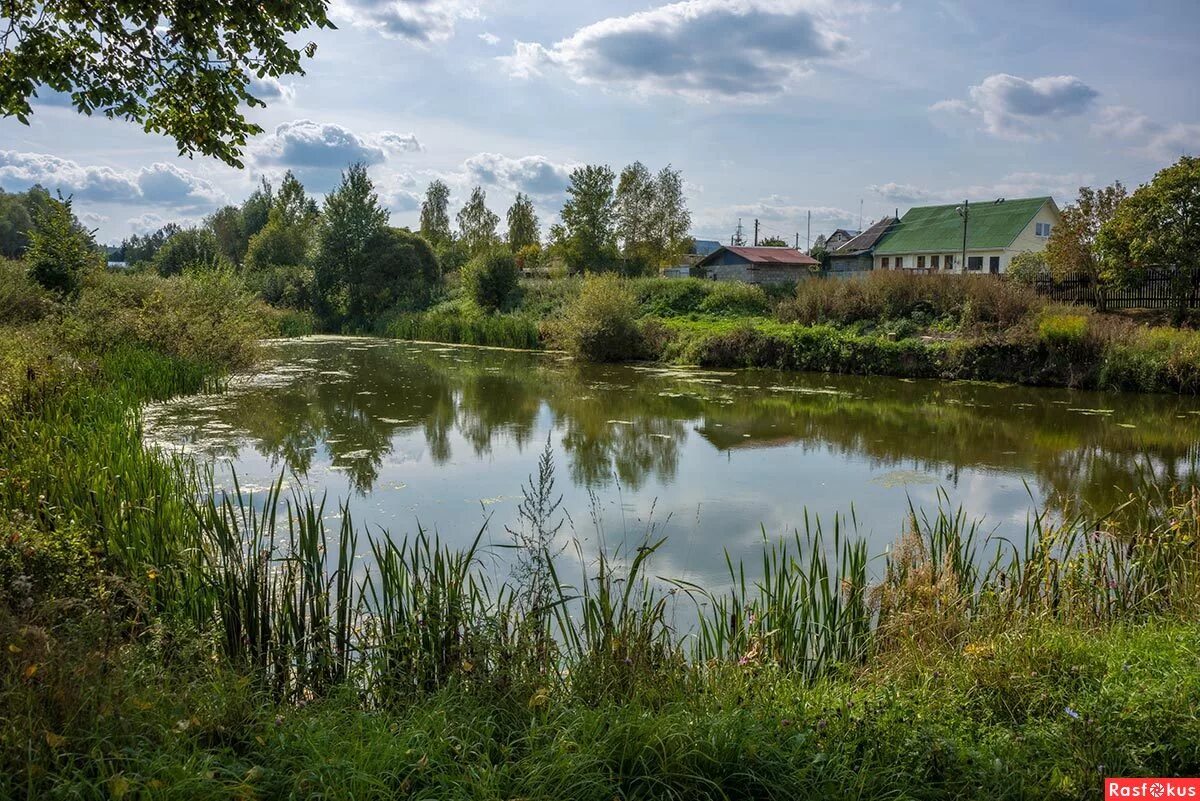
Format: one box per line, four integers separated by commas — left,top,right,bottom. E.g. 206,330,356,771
933,73,1099,140
500,0,856,101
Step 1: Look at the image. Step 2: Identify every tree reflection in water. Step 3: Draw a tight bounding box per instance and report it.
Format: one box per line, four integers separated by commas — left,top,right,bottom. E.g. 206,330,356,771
144,338,1200,525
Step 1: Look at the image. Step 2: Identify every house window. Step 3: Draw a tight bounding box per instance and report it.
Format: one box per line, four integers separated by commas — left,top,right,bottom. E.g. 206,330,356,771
895,256,904,269
881,257,889,269
1035,222,1053,237
945,255,954,270
967,256,983,271
989,256,1001,274
917,255,925,269
931,255,940,269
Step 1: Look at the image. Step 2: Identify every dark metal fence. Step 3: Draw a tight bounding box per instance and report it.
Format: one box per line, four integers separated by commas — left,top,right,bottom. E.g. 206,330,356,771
1032,269,1194,311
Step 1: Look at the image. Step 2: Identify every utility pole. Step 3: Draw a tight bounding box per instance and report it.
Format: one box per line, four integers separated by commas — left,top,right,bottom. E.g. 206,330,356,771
806,210,811,252
753,219,759,247
794,232,799,250
957,199,969,273
858,200,863,231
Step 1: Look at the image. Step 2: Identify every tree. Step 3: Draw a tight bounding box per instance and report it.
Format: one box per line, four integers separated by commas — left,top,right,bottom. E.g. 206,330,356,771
614,162,691,274
119,222,180,265
616,161,656,267
650,164,691,269
506,193,540,251
350,228,440,321
316,163,390,322
1007,251,1048,285
560,165,618,273
153,227,226,276
0,185,55,258
419,180,452,246
463,248,518,312
241,177,275,241
456,186,499,257
245,171,317,272
759,236,787,247
207,205,249,265
25,196,96,298
1,1,331,166
1045,182,1127,310
274,171,319,227
1098,156,1200,324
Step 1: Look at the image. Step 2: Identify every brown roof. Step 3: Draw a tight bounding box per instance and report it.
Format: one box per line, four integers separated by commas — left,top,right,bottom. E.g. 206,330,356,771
702,246,820,267
832,217,898,255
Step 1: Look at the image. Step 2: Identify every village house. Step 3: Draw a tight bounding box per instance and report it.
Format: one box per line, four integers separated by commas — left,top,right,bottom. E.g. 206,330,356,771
694,245,820,284
872,196,1061,274
822,228,861,252
828,216,898,275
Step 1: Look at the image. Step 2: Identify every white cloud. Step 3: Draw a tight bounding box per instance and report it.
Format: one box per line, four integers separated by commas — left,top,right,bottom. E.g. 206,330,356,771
136,162,225,206
933,73,1099,140
478,32,500,46
247,76,296,103
1092,105,1200,161
334,0,482,44
0,150,224,207
462,152,575,197
500,0,856,101
869,172,1094,205
251,120,423,183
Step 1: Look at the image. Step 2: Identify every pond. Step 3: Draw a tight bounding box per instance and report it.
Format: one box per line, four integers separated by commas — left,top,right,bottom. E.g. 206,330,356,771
143,336,1200,588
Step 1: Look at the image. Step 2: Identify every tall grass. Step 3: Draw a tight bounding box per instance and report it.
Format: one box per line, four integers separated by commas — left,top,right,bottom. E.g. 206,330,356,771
387,310,541,349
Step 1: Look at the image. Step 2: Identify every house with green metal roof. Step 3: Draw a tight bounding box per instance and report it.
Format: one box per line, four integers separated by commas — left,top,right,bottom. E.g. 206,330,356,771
872,196,1060,275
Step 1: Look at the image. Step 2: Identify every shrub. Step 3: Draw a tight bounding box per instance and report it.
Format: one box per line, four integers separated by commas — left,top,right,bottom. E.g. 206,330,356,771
245,263,315,310
697,281,770,316
25,198,98,299
463,248,519,312
561,273,643,361
1007,251,1048,285
65,269,265,369
630,278,709,316
782,271,1040,330
0,260,55,324
1038,309,1089,349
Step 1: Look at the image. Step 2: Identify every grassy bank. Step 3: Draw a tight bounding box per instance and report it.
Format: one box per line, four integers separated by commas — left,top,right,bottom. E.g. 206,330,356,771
3,266,1199,798
384,273,1200,393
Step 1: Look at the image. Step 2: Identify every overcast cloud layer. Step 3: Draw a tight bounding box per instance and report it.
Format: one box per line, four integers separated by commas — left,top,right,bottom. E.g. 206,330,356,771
2,0,1197,243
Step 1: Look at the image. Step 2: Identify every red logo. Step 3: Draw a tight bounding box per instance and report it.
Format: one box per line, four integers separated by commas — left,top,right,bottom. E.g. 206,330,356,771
1106,779,1200,799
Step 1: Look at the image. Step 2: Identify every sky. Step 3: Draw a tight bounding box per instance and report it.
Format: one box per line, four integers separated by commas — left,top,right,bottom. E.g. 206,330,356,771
1,0,1198,246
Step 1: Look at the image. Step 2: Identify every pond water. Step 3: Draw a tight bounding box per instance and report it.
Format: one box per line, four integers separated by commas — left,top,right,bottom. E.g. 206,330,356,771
143,336,1200,587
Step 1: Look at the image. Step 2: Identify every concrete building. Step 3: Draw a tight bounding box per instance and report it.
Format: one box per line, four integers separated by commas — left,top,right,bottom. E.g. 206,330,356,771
872,197,1060,274
694,246,821,284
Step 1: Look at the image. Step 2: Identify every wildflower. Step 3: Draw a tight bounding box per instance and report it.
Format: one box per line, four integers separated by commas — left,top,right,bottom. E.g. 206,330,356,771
274,715,284,727
1064,706,1080,720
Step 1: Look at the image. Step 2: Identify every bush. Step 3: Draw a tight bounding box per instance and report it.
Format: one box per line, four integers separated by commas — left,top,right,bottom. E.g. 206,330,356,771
1038,309,1089,349
348,228,441,322
697,281,770,316
0,260,56,324
65,269,266,369
1007,251,1048,285
782,271,1040,330
245,263,315,310
561,274,643,361
463,248,519,312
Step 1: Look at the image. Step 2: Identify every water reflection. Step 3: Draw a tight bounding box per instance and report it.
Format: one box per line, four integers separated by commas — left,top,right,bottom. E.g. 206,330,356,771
143,337,1200,580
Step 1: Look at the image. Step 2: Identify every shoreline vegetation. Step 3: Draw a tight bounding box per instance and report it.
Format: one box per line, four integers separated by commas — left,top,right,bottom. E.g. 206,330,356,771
385,271,1200,394
1,262,1199,799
